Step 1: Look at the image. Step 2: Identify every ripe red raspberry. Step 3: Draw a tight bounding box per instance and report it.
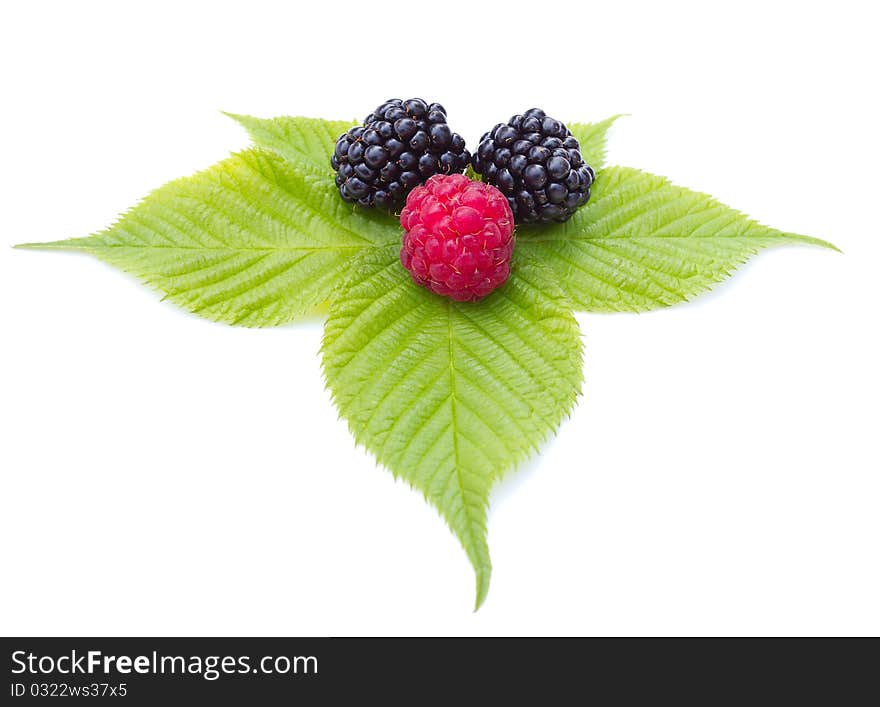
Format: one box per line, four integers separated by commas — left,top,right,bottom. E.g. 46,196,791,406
399,173,515,302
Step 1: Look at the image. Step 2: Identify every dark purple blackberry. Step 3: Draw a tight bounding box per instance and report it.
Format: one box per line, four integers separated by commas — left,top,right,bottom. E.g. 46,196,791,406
331,98,470,211
471,108,595,224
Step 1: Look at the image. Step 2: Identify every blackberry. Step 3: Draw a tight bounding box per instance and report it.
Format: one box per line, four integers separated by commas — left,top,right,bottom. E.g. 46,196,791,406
471,108,595,224
331,98,470,211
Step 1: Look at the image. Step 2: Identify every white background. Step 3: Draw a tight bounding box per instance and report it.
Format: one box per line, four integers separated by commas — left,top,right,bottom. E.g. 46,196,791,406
1,0,877,637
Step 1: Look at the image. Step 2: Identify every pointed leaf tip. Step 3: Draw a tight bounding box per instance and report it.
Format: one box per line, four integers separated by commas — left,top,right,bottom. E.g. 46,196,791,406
567,114,625,169
787,234,842,253
473,563,491,611
225,113,357,177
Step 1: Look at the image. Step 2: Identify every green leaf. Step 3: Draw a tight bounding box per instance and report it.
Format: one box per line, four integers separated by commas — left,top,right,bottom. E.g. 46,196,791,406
322,249,583,609
18,110,838,609
18,148,399,326
225,113,355,177
568,115,623,169
518,165,838,312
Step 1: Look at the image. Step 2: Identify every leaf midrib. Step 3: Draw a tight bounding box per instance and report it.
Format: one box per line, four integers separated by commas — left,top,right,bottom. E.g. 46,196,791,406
446,299,483,564
18,243,382,252
522,234,795,243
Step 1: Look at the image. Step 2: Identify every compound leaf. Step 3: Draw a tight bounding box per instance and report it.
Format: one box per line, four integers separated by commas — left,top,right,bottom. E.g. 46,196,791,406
18,111,838,608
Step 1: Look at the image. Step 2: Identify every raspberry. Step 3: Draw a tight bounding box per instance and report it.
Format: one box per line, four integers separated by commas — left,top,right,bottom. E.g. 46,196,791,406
471,108,595,224
399,174,515,302
331,98,470,211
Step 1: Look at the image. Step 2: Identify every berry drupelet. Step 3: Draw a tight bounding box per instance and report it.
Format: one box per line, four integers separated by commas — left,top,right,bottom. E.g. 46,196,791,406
399,174,515,302
471,108,595,224
331,98,470,211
